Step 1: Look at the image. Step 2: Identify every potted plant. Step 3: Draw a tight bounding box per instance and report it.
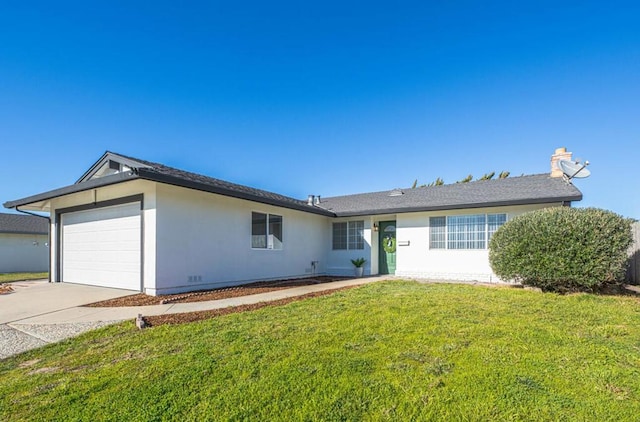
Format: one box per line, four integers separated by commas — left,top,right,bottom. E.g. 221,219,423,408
350,257,367,277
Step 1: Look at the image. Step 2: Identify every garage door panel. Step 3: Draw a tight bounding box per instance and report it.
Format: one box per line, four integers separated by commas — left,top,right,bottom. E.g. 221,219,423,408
63,228,140,243
63,250,140,265
63,240,140,253
61,202,141,291
63,259,140,272
63,205,138,224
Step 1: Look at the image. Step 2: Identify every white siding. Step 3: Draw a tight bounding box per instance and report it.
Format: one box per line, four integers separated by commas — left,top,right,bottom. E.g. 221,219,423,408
394,203,563,282
0,233,48,273
152,184,330,295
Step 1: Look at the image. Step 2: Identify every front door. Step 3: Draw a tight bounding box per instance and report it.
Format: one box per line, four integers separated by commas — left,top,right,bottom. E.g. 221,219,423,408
378,221,396,275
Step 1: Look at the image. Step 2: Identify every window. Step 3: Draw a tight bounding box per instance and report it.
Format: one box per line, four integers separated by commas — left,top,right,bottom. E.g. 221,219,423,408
429,217,446,249
333,221,364,250
348,221,364,250
332,222,347,250
488,214,507,241
429,213,507,250
448,215,486,250
252,212,283,249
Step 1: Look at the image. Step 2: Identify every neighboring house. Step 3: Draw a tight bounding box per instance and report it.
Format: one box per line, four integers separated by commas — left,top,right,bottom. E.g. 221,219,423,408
3,148,582,295
0,213,49,273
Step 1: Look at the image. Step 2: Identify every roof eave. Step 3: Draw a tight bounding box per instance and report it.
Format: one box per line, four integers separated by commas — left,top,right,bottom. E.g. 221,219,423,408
0,230,48,235
3,171,140,210
3,169,336,217
137,169,337,217
330,195,583,217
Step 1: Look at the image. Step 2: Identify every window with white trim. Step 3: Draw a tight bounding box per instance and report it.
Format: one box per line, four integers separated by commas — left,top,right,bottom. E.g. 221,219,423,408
332,221,364,250
429,213,507,250
252,212,283,249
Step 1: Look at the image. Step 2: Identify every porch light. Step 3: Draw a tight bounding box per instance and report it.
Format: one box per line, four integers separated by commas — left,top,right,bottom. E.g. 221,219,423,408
373,223,379,232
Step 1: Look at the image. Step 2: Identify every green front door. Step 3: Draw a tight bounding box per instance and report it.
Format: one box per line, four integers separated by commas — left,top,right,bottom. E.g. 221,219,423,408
378,221,397,275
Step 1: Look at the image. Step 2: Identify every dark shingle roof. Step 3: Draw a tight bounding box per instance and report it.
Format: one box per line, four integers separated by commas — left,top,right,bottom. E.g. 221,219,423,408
0,213,48,234
3,152,335,217
114,153,336,216
317,174,583,216
4,152,583,217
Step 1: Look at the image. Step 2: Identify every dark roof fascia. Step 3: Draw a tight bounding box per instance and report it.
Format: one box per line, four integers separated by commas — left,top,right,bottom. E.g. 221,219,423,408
3,171,140,209
136,169,336,217
0,230,48,235
3,168,336,217
330,195,583,217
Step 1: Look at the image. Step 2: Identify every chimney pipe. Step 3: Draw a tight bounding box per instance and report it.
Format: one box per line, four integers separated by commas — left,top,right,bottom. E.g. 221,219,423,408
307,195,315,206
314,195,321,205
550,147,573,177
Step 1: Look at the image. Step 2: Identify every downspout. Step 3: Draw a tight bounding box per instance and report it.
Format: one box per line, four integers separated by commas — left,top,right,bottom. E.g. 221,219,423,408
15,206,52,283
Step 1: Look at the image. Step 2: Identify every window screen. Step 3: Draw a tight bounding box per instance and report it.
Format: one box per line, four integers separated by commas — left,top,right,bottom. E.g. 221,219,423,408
429,216,446,249
251,212,267,248
447,214,486,250
348,221,364,250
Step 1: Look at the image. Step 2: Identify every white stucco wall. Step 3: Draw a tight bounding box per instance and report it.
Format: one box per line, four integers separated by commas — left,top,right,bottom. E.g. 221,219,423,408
0,233,49,273
394,203,564,282
152,184,330,295
326,217,377,277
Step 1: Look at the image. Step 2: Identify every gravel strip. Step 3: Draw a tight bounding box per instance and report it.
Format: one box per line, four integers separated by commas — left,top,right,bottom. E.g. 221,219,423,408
9,321,121,343
0,324,47,359
1,321,121,360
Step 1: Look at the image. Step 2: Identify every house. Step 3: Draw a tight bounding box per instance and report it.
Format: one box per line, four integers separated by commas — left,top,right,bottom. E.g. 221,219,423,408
3,148,582,295
0,213,49,273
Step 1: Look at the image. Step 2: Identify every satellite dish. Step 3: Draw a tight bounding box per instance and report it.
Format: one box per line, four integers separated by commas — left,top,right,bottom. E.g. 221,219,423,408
558,159,590,180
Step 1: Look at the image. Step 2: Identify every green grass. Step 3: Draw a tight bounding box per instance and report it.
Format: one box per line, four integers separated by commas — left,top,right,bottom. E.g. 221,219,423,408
1,281,640,421
0,272,48,283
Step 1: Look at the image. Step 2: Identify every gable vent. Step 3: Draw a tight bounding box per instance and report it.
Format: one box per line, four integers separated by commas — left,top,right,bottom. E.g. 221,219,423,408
108,160,121,171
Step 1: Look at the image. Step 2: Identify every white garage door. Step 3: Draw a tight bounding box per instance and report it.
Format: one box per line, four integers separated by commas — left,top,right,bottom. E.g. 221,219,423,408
61,202,141,291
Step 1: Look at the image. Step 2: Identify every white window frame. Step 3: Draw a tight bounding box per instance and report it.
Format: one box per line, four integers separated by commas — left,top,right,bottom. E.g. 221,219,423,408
332,220,364,250
251,212,283,250
429,213,507,250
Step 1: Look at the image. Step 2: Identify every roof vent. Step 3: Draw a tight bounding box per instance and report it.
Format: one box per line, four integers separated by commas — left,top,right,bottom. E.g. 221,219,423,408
388,189,404,197
108,160,121,171
307,195,315,205
314,195,321,205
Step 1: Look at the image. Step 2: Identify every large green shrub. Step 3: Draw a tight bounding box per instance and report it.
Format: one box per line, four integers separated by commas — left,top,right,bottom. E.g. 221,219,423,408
489,207,633,292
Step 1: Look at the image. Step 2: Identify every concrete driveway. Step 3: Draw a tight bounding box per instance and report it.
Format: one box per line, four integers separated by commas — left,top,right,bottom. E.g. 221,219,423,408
1,279,136,324
1,280,135,359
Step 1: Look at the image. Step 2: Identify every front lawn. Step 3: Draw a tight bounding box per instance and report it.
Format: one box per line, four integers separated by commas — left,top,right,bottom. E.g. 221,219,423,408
1,281,639,421
0,272,48,283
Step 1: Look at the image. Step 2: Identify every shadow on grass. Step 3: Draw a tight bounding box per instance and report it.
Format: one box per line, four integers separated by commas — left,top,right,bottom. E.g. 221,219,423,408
595,282,640,298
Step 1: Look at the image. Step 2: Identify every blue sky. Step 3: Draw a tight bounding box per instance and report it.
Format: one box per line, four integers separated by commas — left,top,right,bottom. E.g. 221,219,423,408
1,1,638,218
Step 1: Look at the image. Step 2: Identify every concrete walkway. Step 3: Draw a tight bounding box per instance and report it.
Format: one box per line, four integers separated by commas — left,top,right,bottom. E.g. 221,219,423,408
2,276,384,359
15,276,384,323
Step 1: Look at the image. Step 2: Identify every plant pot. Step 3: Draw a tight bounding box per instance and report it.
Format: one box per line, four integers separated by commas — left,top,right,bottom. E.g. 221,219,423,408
355,267,364,278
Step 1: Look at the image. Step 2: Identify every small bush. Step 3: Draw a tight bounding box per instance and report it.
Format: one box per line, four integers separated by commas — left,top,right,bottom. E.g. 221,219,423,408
489,207,633,292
